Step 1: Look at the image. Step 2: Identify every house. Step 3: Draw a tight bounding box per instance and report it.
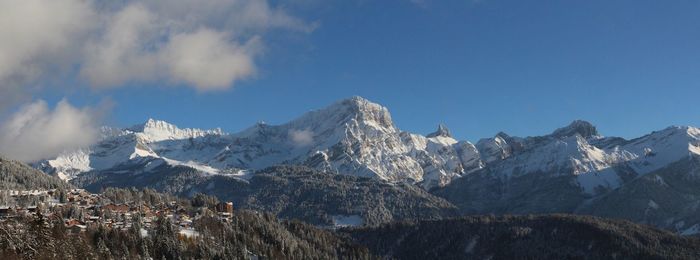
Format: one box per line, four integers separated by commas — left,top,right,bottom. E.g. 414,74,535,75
65,219,84,227
0,206,10,217
102,203,129,213
67,224,87,234
14,207,27,215
139,204,151,213
215,202,234,214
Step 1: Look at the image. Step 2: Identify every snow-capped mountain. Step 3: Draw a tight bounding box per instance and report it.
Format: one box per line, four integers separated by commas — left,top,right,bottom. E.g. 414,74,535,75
38,97,700,193
470,120,700,194
38,97,483,188
37,118,228,180
32,96,700,233
437,120,700,233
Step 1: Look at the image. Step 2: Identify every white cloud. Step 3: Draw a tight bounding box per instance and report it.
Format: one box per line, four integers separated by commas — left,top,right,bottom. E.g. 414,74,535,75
79,0,312,91
0,0,96,110
0,0,313,94
0,0,313,160
0,0,95,79
0,100,102,162
80,3,159,87
141,0,315,34
163,29,259,90
289,129,314,147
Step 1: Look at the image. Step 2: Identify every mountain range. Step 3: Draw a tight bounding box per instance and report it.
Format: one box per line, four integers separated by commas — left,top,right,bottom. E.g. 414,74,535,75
39,97,483,189
33,96,700,233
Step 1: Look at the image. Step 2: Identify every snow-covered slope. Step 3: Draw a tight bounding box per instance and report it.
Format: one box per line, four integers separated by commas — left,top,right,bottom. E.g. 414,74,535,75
471,120,700,194
37,97,483,188
37,118,227,180
36,97,700,194
205,97,483,188
614,126,700,174
437,120,700,235
130,118,225,142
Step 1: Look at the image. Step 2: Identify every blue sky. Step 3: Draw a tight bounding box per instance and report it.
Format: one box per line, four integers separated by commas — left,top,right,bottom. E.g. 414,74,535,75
17,0,700,141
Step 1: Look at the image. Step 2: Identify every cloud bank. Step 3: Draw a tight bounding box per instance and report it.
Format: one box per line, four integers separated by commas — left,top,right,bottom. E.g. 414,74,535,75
0,100,102,162
0,0,96,111
0,0,313,161
0,0,313,98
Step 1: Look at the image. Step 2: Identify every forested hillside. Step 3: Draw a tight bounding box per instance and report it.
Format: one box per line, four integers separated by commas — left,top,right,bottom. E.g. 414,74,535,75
345,214,700,260
0,187,373,259
73,165,459,226
0,157,70,190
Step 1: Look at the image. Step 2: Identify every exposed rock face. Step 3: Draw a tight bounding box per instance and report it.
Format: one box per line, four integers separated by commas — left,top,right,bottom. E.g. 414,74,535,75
551,120,599,139
426,124,452,138
476,134,514,163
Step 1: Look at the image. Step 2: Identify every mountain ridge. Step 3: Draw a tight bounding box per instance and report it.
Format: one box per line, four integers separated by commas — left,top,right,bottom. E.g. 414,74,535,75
37,97,700,190
29,96,700,233
40,96,485,188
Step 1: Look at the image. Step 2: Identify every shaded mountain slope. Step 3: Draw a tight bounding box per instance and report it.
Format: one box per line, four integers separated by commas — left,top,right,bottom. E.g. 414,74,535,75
434,124,700,234
72,163,458,226
578,155,700,234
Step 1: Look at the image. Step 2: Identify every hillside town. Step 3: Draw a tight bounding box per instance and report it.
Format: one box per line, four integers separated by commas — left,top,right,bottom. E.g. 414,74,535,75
0,188,235,238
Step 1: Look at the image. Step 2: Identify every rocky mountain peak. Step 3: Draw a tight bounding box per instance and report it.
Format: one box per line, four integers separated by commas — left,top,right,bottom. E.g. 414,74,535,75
427,124,452,138
143,118,177,130
551,120,599,139
495,131,511,139
129,118,224,142
292,96,396,132
340,96,393,124
128,118,179,132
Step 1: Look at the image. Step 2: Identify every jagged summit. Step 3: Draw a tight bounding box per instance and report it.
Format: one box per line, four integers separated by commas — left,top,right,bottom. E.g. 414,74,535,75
128,118,176,132
286,96,396,132
128,118,224,142
329,96,384,112
551,120,599,138
427,124,452,138
495,131,511,139
334,96,392,124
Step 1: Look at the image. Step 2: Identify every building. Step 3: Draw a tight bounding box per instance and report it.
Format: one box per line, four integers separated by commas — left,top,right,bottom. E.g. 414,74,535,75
215,202,234,214
102,203,130,213
0,206,10,217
